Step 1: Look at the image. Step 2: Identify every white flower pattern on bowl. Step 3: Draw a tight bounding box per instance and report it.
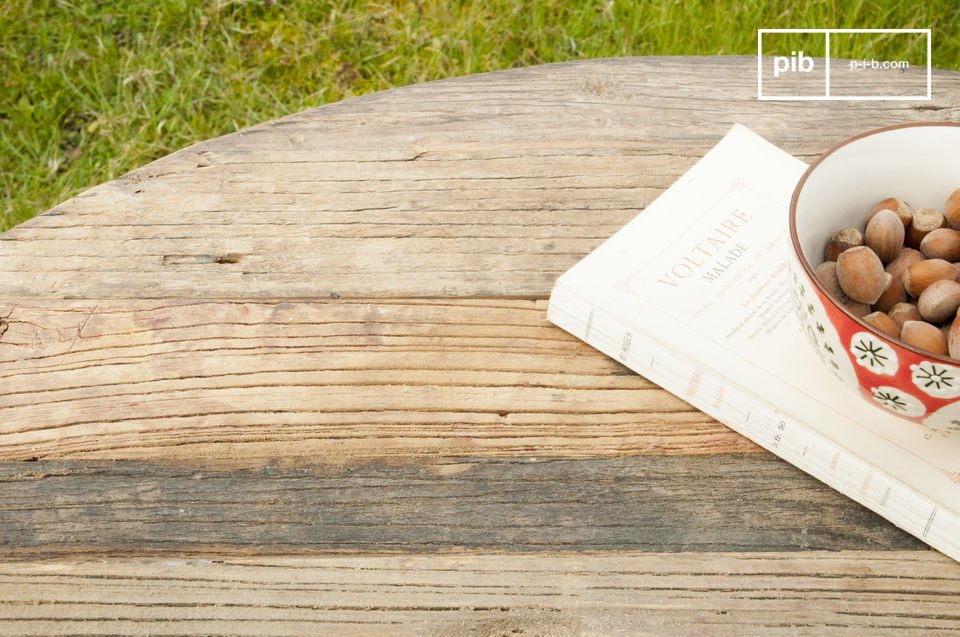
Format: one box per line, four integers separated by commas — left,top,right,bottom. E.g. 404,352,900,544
910,361,960,399
788,263,857,388
923,401,960,431
870,386,925,417
850,332,898,376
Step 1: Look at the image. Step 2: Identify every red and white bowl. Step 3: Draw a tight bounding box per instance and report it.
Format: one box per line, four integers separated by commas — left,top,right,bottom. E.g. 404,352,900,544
789,123,960,431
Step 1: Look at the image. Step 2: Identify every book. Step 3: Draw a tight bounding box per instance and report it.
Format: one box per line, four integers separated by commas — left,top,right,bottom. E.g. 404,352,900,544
547,124,960,562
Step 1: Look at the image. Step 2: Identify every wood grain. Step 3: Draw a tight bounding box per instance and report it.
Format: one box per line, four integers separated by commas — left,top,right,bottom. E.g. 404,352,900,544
0,551,956,636
0,298,758,462
1,57,958,299
2,57,957,633
0,456,922,558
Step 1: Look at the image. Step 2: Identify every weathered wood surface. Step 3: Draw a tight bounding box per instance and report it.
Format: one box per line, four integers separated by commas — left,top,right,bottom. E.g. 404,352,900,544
1,551,957,637
0,456,922,558
3,56,960,634
0,298,755,462
1,57,957,299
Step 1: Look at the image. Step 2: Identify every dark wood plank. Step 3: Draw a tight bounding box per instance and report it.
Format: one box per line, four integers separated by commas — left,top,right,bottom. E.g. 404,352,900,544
0,455,923,558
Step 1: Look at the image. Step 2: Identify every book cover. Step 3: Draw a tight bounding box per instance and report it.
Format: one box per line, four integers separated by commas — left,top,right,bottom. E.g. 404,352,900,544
548,124,960,561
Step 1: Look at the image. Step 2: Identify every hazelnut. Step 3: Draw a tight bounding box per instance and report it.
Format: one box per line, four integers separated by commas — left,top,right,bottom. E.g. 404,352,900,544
918,279,960,323
844,300,872,317
885,247,925,282
949,316,960,359
863,311,900,338
867,197,913,228
901,320,948,355
944,188,960,229
836,246,887,304
872,272,906,313
814,261,849,302
825,228,863,262
818,193,960,360
920,228,960,262
902,259,960,298
889,302,922,329
907,207,946,248
865,209,905,264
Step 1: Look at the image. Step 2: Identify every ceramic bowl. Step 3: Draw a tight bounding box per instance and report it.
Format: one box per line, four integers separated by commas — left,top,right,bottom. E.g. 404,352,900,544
789,123,960,430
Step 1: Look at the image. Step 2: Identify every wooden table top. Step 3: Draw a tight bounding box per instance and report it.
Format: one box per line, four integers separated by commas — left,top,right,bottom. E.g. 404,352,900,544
2,56,959,635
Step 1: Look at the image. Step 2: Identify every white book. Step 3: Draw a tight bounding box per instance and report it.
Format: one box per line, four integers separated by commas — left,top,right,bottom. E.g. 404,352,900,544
548,124,960,561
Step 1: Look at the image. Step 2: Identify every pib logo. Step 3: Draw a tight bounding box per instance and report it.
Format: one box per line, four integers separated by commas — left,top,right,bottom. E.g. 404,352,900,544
759,29,931,100
773,50,815,78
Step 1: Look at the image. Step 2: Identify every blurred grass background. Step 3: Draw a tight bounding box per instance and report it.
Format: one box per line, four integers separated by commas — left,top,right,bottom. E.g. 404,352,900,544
2,0,958,231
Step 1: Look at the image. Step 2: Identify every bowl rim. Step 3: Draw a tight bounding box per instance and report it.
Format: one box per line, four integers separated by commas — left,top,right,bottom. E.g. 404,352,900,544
789,121,960,365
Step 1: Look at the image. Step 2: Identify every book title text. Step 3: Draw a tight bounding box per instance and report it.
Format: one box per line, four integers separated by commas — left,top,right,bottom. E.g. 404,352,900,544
656,209,752,287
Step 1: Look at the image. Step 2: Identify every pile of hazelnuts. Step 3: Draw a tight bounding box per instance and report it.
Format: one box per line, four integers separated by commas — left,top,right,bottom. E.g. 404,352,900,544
818,189,960,359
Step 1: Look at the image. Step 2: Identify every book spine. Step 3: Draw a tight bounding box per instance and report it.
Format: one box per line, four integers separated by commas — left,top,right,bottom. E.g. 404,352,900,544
548,282,960,562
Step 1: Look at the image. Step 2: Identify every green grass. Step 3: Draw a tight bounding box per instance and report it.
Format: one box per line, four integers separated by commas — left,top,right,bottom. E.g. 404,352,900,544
3,0,959,231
